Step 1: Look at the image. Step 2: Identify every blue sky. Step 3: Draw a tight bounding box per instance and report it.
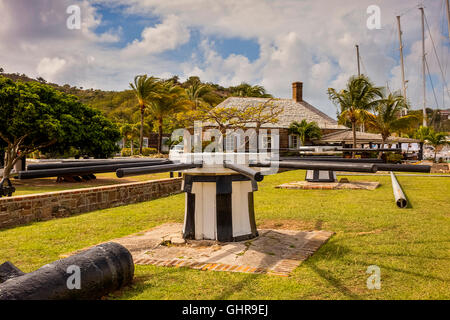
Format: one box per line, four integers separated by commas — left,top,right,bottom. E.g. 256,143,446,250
92,3,261,63
0,0,448,117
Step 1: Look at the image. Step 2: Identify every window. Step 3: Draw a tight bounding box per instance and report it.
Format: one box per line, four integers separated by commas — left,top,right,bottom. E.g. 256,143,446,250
143,137,149,148
289,135,299,149
261,135,272,150
225,134,236,152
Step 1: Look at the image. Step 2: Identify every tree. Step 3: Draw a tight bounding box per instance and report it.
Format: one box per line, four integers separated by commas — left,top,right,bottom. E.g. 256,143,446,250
328,75,382,157
186,78,211,109
130,75,160,155
425,130,449,162
365,91,418,158
147,81,190,153
231,83,272,98
240,100,284,150
0,76,120,184
194,105,246,135
120,123,140,155
288,120,322,146
414,126,432,161
77,114,120,158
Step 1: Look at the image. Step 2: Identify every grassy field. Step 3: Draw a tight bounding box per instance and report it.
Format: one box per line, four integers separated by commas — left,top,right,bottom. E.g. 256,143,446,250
11,172,172,196
0,170,448,299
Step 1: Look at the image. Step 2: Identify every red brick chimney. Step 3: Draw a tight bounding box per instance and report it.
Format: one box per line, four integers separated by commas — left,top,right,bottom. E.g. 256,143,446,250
292,82,303,102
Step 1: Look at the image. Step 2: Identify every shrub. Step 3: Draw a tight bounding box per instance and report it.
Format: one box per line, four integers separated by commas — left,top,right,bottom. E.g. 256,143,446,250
141,148,158,156
386,152,403,164
121,148,157,157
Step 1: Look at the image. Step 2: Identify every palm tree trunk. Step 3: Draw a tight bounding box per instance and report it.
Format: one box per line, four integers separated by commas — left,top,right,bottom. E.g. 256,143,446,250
434,148,437,163
419,142,424,161
158,117,163,153
378,138,386,159
352,121,357,158
139,106,144,155
256,125,260,153
130,140,134,156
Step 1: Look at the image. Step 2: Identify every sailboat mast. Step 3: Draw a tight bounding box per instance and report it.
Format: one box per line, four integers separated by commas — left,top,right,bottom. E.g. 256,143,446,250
419,7,427,127
446,0,450,41
396,15,407,115
356,44,361,76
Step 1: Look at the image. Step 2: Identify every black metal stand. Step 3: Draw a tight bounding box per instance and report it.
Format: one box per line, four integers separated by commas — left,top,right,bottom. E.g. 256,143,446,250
183,174,258,242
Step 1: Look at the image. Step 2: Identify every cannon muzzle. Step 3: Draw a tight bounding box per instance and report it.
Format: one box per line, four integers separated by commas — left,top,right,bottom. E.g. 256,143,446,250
0,242,134,300
223,161,264,182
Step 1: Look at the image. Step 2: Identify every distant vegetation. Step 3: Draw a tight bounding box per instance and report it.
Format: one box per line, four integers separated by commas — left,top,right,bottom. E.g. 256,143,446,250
328,74,449,161
0,70,274,155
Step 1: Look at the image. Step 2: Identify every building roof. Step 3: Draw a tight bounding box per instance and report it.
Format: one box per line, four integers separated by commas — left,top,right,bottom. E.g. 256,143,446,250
317,129,420,144
214,97,346,130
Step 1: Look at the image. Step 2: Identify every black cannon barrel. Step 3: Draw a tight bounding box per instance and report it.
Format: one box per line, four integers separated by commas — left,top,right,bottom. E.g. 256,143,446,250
116,163,201,178
337,148,402,152
17,160,172,179
279,157,384,163
251,161,378,173
223,161,264,182
0,242,134,300
376,163,431,173
27,159,167,170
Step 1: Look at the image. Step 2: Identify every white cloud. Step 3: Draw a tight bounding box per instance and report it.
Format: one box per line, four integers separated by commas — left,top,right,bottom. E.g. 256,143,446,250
0,0,448,116
36,57,67,81
123,15,189,56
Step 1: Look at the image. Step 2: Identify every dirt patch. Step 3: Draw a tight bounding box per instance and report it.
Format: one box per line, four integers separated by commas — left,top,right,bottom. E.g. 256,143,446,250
355,229,383,236
258,219,318,231
276,181,380,190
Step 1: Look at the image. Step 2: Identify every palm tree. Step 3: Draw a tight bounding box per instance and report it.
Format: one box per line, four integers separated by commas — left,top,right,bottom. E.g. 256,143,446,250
232,83,272,98
414,126,432,160
288,120,322,146
129,75,160,154
120,123,139,156
328,75,382,157
365,91,417,158
186,79,211,109
147,81,190,153
425,130,449,162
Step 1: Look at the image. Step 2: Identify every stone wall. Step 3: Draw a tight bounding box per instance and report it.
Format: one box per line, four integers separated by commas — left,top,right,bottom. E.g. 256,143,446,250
0,178,182,230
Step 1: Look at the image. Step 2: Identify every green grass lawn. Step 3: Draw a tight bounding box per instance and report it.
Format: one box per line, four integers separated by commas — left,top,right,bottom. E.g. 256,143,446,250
11,172,172,196
1,170,449,299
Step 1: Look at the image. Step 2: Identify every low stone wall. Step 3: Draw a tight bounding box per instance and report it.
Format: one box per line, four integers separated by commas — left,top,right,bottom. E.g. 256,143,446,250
0,178,182,230
431,163,450,173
